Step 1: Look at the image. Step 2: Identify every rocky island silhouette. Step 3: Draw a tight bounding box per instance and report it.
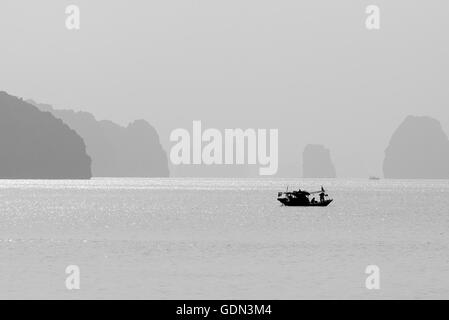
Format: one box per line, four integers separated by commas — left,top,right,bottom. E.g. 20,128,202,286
29,101,169,178
302,144,336,178
0,92,92,179
383,115,449,179
3,90,449,180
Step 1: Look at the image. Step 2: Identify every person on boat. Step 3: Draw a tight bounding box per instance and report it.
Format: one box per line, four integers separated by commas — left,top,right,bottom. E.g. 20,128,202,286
311,197,316,204
319,192,325,203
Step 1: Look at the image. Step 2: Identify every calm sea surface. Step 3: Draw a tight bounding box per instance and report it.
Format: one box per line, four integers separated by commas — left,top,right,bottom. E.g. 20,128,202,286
0,178,448,299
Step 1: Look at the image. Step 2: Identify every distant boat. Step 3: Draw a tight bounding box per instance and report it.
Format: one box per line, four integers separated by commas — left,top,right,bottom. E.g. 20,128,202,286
277,186,333,207
369,176,381,180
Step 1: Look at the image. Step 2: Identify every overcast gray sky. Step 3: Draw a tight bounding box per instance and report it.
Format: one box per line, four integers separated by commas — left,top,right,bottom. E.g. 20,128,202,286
1,0,448,177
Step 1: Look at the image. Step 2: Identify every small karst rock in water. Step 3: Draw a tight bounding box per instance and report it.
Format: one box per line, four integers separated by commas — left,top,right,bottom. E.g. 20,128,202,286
302,144,336,178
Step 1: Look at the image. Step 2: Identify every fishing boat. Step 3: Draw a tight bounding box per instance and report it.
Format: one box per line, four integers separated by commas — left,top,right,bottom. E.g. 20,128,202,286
277,186,333,207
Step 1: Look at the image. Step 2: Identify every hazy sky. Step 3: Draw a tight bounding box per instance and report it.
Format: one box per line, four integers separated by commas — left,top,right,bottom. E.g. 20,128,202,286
1,0,448,177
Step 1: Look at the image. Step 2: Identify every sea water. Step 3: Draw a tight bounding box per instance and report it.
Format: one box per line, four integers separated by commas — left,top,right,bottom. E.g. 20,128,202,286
0,178,448,299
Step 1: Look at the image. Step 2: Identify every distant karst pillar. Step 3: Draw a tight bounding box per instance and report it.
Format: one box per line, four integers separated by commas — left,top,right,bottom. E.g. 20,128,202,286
302,144,336,178
383,115,449,179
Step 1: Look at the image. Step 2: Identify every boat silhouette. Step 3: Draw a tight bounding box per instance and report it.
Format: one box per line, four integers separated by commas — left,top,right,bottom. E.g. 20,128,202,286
277,186,333,207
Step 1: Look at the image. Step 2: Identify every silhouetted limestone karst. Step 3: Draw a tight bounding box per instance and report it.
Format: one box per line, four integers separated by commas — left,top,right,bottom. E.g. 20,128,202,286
383,116,449,179
302,144,336,178
0,92,91,179
29,101,169,177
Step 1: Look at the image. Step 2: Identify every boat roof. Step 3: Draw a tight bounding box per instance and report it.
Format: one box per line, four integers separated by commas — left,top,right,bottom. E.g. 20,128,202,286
281,190,311,196
281,189,325,196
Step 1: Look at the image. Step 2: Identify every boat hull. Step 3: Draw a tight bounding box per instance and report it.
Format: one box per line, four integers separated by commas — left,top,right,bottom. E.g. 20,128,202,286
278,198,333,207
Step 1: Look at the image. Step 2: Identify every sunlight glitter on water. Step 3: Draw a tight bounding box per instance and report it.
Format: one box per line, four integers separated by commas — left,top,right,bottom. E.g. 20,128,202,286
1,178,449,299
